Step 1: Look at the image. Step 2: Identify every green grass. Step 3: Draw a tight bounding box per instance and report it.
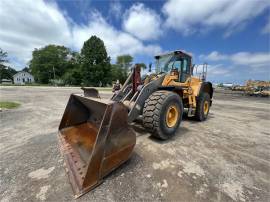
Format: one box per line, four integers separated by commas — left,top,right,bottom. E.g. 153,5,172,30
0,84,113,90
0,83,51,86
0,101,20,109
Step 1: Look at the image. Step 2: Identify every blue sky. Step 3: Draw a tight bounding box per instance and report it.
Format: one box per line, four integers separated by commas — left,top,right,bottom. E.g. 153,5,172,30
0,0,269,84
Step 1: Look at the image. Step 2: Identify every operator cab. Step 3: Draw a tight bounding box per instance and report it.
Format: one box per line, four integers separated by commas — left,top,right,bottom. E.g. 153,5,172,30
155,50,192,82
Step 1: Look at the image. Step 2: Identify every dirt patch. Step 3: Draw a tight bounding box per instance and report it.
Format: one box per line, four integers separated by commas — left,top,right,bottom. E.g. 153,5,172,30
0,86,269,202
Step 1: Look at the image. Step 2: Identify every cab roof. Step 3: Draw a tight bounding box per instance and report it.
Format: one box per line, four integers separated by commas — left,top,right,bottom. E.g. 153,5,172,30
155,50,192,59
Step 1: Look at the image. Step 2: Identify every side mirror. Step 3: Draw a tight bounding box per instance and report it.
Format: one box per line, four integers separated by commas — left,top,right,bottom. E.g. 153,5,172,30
191,64,195,75
148,63,152,72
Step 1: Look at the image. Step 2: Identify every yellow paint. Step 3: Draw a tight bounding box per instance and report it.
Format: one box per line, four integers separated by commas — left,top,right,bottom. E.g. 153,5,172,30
166,105,179,127
204,101,209,115
161,74,202,108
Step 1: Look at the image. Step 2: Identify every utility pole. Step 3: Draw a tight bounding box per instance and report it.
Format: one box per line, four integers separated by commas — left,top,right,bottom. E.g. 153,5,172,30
122,58,127,77
53,65,56,86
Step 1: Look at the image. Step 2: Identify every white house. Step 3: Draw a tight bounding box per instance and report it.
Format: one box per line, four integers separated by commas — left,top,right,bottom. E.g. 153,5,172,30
13,71,34,84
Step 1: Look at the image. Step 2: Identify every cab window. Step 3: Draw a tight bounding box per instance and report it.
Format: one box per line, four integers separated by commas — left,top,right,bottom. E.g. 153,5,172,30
182,59,188,73
168,60,181,70
168,56,189,73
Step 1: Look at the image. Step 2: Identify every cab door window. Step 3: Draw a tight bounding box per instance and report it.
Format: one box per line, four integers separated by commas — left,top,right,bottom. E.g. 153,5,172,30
182,59,188,73
166,55,190,75
172,60,181,70
167,55,181,70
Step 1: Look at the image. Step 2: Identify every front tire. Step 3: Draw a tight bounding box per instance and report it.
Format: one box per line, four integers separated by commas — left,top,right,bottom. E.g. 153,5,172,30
143,91,183,140
195,93,211,121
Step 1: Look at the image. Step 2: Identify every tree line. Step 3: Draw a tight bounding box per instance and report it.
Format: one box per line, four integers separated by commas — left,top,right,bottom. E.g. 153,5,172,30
0,48,17,81
1,35,146,86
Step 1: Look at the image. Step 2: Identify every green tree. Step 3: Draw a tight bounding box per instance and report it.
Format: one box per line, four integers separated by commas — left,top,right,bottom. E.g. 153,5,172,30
0,66,17,80
63,52,82,85
22,67,30,72
111,64,126,84
63,68,82,85
29,45,73,84
0,48,8,64
81,36,111,86
0,48,17,81
116,54,133,76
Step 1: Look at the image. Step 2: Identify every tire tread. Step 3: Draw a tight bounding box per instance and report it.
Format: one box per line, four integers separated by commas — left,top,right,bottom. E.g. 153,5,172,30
143,91,181,139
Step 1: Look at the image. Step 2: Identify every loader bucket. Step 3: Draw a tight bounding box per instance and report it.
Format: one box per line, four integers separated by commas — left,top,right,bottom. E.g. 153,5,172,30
58,94,136,198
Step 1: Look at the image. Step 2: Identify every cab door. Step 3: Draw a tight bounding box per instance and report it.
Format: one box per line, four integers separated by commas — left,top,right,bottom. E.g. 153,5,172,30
180,58,189,82
167,54,191,83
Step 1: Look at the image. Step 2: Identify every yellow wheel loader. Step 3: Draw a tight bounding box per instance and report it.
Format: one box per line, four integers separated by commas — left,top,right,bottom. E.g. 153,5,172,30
58,50,213,197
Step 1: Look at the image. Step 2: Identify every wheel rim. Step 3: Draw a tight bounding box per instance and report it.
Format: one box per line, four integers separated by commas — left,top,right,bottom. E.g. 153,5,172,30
166,105,179,128
203,101,209,115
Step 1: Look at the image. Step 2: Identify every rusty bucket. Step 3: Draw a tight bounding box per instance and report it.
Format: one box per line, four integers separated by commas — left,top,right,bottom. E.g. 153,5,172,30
58,94,136,198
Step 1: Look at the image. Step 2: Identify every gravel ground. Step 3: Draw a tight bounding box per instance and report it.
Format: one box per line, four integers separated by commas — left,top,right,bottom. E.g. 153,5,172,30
0,86,269,202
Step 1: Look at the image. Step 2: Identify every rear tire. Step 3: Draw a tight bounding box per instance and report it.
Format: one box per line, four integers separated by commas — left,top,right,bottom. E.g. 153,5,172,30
143,91,183,140
195,93,211,121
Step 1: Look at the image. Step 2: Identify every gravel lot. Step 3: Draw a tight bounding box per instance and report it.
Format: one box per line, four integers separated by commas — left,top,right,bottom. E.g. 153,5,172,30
0,86,269,202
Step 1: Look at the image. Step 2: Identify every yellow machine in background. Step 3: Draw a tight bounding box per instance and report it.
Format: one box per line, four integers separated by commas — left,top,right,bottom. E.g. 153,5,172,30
245,80,270,97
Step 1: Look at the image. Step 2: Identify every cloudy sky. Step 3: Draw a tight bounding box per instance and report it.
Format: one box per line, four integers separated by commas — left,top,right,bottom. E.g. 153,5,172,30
0,0,269,83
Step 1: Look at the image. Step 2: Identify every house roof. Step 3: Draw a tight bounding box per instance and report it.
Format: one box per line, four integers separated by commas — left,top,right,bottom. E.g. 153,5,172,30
13,71,33,78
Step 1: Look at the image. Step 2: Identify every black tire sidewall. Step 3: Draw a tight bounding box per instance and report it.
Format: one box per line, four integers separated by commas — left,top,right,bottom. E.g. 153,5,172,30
158,94,183,139
197,93,210,121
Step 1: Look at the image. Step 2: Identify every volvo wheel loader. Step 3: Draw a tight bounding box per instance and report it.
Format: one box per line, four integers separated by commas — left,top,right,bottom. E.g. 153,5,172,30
58,50,213,198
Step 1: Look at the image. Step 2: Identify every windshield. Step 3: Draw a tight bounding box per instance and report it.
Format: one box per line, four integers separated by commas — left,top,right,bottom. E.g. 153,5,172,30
155,54,188,73
155,54,174,73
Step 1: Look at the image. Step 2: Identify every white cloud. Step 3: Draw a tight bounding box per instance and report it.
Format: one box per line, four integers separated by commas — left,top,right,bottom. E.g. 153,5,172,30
123,3,162,40
72,12,161,58
200,51,270,69
0,0,161,70
200,51,228,61
208,65,230,76
198,51,270,83
73,0,92,21
262,18,270,34
109,0,122,20
162,0,270,36
195,64,230,77
231,52,270,68
0,0,71,66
